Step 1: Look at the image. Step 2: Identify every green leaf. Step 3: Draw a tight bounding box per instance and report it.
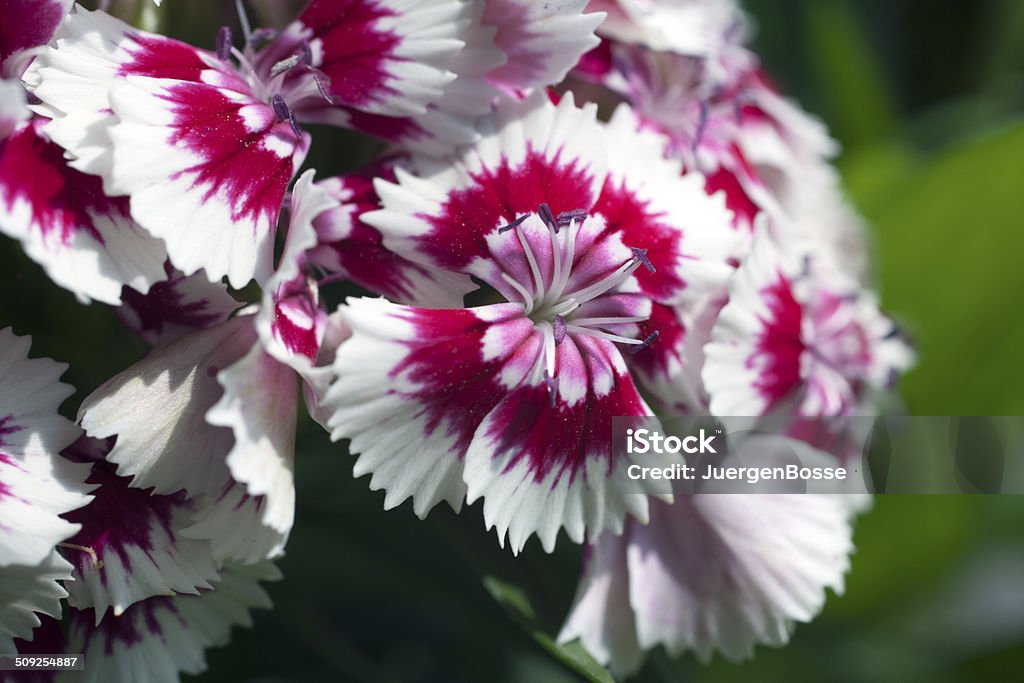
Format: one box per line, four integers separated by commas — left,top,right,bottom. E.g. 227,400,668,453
485,577,616,683
867,121,1024,414
803,0,899,151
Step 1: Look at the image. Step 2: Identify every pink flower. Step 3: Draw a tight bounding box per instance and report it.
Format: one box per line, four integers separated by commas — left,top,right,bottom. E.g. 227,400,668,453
319,92,738,552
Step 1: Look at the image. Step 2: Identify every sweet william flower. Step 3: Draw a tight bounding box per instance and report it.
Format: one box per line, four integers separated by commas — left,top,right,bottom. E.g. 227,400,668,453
0,1,168,306
57,435,220,624
559,489,856,675
25,1,471,287
586,0,754,86
64,561,281,683
703,230,913,420
320,92,740,553
78,170,340,567
0,116,169,305
3,562,281,683
571,6,773,261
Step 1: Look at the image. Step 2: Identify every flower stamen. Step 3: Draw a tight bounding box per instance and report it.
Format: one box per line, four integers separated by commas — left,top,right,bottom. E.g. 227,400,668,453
216,26,233,62
498,213,529,233
557,209,587,227
630,247,656,273
627,331,660,354
272,94,302,139
538,202,557,231
57,542,104,570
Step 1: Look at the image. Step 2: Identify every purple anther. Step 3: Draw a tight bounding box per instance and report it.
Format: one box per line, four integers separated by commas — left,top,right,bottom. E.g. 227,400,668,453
692,99,709,152
497,213,529,233
628,331,660,355
553,315,567,345
216,26,233,62
543,371,560,408
272,94,290,121
270,94,301,139
630,247,656,273
272,95,302,140
538,202,557,231
556,209,587,227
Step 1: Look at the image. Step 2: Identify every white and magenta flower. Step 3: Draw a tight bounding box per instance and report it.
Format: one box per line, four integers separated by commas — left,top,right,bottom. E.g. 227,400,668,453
2,0,917,676
58,435,220,623
25,2,470,286
559,490,856,675
320,93,738,552
0,1,167,306
586,0,754,87
0,328,91,653
318,0,606,154
0,117,168,305
78,170,339,567
65,561,280,683
703,230,913,419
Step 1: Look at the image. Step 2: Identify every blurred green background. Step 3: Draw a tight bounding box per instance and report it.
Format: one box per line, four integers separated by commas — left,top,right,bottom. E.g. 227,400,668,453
3,0,1024,681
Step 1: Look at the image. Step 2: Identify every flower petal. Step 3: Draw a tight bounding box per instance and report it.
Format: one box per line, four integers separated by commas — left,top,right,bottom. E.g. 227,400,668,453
2,614,64,675
311,166,474,306
483,0,604,93
182,482,288,565
463,333,660,553
0,551,73,648
323,299,536,517
557,537,643,677
205,341,297,545
60,437,220,623
363,91,607,277
67,561,281,683
0,78,29,139
0,0,72,78
627,493,853,662
278,0,468,117
599,104,738,304
322,0,505,157
78,316,257,498
117,268,242,347
24,7,156,176
593,0,754,86
256,169,338,369
0,118,167,305
0,327,90,566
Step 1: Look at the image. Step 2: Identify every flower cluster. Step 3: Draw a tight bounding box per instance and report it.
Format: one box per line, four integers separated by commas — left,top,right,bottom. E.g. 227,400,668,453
0,0,911,680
